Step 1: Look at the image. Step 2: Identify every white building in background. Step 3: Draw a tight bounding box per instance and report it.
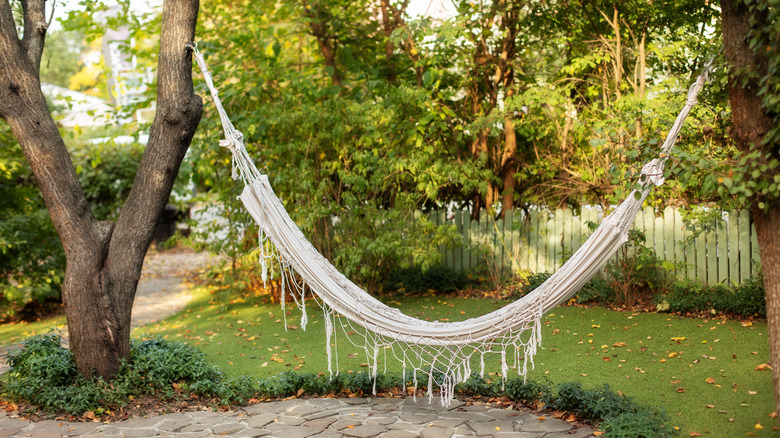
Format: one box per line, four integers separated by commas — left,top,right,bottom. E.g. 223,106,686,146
101,6,156,123
40,83,117,128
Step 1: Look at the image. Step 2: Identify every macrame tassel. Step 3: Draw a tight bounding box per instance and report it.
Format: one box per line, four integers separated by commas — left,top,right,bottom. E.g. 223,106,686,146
259,229,268,285
372,344,379,378
300,295,308,331
412,369,418,402
427,366,434,401
325,310,333,377
501,349,508,391
402,362,407,387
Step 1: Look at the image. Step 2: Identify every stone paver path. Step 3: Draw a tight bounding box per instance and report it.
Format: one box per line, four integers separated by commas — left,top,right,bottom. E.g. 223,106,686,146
0,396,596,437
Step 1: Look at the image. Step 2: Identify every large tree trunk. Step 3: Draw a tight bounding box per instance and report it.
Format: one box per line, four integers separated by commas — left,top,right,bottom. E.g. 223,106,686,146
0,0,202,379
721,0,779,416
753,208,780,417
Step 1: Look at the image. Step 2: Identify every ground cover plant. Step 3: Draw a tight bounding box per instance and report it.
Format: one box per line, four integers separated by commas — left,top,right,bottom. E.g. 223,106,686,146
0,331,256,418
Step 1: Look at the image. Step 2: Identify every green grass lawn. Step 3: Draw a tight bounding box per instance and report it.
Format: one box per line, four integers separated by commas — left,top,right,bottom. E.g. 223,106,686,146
0,314,66,347
1,284,775,436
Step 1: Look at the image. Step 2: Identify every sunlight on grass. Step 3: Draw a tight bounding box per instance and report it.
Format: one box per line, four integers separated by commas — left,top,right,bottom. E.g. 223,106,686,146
0,315,66,347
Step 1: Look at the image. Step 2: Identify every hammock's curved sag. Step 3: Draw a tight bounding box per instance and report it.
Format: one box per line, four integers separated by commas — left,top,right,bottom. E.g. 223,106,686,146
189,42,711,400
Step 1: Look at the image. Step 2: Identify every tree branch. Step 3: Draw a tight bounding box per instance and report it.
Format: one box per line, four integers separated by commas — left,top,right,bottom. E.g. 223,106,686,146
0,0,99,256
0,0,19,45
108,0,202,310
20,0,47,71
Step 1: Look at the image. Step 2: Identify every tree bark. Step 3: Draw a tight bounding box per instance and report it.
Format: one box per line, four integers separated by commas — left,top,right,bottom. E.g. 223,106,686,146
0,0,202,379
753,207,780,418
721,0,779,417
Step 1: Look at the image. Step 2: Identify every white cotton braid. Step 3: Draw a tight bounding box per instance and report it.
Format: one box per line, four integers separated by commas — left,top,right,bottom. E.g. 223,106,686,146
189,42,713,406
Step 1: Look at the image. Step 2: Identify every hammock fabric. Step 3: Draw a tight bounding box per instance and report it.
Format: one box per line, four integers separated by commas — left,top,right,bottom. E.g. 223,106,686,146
189,43,711,403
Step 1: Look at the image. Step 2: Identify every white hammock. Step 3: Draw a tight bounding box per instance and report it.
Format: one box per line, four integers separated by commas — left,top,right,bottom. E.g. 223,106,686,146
189,43,711,403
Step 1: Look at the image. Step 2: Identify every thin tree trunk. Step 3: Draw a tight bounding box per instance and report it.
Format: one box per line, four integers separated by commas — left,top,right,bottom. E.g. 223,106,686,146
635,31,645,137
302,0,342,87
379,0,397,83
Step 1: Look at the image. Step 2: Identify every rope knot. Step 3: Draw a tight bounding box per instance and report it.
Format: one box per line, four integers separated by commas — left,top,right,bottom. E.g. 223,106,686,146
640,158,666,186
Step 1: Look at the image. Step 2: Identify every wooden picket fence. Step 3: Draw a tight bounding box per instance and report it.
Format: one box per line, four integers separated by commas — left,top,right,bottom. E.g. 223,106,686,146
430,207,761,286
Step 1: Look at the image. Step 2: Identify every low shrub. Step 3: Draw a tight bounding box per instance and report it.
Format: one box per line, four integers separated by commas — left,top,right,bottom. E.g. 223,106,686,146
655,274,766,318
507,272,613,305
576,275,614,304
385,266,470,295
717,274,766,318
0,332,256,415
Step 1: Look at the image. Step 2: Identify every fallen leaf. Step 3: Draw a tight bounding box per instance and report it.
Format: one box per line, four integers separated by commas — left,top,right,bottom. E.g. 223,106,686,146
749,391,757,395
756,363,772,371
613,342,628,347
755,423,764,430
706,377,716,384
769,412,778,418
705,404,715,409
689,432,702,437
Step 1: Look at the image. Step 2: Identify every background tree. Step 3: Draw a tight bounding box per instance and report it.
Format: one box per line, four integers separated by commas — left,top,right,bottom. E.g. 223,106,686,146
0,0,202,379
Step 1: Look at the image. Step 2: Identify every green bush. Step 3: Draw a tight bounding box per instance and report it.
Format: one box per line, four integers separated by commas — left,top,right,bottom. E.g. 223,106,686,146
0,125,65,320
717,274,766,317
656,274,766,318
576,275,614,304
70,139,145,221
0,333,256,415
385,266,470,295
508,272,612,305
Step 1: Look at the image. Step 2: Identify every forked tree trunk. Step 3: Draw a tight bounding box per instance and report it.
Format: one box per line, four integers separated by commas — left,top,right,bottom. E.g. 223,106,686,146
721,0,779,416
0,0,202,379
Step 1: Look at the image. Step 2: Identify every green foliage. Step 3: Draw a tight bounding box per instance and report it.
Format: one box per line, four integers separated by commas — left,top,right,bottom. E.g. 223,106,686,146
743,0,780,149
656,273,766,318
604,229,670,308
0,333,256,415
385,266,469,295
39,29,87,88
69,138,145,221
509,230,669,308
576,276,614,304
0,123,64,320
